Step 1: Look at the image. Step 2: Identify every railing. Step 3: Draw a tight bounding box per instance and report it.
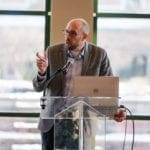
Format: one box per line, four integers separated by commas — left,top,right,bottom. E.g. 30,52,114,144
0,111,150,120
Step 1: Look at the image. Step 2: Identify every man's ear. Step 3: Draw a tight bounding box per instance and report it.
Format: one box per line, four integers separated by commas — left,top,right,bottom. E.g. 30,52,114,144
82,33,88,40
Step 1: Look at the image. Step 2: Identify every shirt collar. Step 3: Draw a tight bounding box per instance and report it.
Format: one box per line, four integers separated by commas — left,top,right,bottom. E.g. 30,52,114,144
67,41,87,60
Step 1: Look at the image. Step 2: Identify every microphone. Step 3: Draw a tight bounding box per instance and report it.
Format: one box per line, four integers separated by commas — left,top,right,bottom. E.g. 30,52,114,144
61,58,74,74
41,57,74,109
43,58,74,96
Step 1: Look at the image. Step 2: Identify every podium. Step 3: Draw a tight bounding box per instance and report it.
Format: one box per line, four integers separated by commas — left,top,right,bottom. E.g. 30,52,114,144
40,96,118,150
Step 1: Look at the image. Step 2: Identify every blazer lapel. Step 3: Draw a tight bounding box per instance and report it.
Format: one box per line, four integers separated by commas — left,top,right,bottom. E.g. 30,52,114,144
81,42,92,75
58,44,68,68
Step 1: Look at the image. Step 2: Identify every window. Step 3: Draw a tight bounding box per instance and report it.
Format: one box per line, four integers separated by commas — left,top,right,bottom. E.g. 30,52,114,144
96,0,150,149
0,0,50,149
0,0,45,11
98,0,150,14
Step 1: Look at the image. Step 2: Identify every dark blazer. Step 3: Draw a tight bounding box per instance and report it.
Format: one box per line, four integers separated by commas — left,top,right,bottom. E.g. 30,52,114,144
33,42,113,132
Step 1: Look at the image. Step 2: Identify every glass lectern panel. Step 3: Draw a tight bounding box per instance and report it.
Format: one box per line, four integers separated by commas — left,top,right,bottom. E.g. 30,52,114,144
40,96,119,150
54,101,105,150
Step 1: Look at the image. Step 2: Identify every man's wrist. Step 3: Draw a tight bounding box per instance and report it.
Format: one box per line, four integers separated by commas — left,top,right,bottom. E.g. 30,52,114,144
37,71,46,81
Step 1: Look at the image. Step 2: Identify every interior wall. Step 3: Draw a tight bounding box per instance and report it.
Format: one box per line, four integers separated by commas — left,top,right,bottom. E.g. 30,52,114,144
51,0,93,45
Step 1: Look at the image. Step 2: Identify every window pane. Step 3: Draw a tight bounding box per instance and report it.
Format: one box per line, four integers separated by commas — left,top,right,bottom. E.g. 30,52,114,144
97,18,150,115
0,15,44,110
0,0,45,11
0,117,41,150
105,120,150,149
98,0,150,14
0,15,44,80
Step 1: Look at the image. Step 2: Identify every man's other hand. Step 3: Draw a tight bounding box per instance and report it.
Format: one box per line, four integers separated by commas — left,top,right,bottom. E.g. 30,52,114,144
114,108,126,122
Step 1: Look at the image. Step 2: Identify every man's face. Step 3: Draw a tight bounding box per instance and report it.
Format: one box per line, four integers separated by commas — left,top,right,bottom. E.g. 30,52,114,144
64,22,86,50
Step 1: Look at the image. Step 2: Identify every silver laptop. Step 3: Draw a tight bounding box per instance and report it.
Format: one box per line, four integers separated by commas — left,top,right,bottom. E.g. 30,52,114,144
71,76,119,118
72,76,119,97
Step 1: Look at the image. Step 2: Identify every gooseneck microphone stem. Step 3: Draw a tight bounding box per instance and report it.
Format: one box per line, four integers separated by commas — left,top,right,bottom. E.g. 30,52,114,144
40,68,63,109
43,68,62,97
40,58,74,109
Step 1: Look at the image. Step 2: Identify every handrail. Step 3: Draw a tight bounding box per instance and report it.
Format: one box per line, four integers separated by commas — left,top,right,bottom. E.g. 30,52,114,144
0,112,39,117
126,115,150,120
0,112,150,120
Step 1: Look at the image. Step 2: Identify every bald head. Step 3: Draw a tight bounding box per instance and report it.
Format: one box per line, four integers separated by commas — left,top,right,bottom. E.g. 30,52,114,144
64,18,90,50
66,18,90,35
